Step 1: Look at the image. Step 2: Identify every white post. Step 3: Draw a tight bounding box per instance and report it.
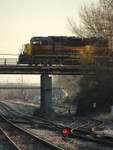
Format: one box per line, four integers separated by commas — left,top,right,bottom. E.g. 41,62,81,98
93,102,96,108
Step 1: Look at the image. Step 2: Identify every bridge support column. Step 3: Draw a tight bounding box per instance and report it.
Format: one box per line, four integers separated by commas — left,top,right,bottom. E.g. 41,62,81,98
39,74,55,120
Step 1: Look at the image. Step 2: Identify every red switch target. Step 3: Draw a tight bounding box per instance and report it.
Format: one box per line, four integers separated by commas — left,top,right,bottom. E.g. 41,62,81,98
62,128,68,137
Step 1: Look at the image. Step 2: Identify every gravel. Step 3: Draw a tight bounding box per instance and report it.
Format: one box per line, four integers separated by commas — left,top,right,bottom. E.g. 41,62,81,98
2,100,113,150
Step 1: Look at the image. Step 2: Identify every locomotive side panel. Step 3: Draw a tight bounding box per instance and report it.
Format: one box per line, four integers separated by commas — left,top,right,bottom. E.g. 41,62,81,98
18,36,108,65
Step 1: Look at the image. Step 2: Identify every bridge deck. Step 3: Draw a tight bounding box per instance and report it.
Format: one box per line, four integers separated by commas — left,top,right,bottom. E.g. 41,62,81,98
0,65,84,75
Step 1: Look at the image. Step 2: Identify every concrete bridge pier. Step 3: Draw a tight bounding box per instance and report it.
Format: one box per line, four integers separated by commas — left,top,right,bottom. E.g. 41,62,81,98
39,74,55,120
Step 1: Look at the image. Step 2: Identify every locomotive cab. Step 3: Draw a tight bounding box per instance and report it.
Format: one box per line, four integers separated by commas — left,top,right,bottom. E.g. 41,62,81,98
30,36,53,46
30,37,42,45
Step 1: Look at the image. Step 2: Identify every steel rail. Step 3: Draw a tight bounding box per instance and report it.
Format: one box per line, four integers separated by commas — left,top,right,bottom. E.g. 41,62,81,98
2,101,113,148
70,118,113,148
91,118,104,132
70,128,113,147
0,113,63,150
0,127,21,150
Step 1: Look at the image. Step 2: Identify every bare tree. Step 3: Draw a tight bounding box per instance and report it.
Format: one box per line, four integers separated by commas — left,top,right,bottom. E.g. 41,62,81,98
54,0,113,100
66,0,113,114
53,75,80,95
68,0,113,38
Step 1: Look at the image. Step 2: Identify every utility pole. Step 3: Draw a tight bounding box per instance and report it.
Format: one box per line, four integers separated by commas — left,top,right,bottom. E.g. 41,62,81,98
111,21,113,51
21,74,24,101
109,22,113,51
111,26,113,51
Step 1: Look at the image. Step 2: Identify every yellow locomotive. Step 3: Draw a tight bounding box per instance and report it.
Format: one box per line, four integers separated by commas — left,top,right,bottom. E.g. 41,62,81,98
18,36,108,66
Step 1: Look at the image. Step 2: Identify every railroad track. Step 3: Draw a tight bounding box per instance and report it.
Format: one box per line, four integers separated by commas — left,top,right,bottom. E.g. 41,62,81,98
1,101,113,148
0,126,20,150
0,114,63,150
70,118,113,148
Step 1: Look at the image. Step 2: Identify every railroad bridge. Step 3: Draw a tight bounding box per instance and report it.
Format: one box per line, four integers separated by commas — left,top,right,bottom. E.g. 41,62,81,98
0,58,94,119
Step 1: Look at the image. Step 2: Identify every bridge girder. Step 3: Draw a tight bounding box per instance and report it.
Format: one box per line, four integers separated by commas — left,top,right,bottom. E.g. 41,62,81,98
0,65,85,75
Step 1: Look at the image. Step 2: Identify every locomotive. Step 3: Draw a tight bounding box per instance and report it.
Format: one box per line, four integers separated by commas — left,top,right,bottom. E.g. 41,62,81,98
18,36,108,66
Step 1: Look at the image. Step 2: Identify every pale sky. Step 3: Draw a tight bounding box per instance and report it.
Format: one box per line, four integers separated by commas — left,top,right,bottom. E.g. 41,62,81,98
0,0,99,83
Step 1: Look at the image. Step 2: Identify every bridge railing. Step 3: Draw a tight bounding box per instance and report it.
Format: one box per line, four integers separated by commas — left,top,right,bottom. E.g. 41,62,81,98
0,58,18,65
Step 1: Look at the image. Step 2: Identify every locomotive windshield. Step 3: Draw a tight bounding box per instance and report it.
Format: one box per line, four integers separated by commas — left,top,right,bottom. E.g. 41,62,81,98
30,37,42,45
30,36,53,46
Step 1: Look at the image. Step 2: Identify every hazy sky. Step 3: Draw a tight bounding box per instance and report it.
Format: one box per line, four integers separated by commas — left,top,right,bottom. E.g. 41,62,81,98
0,0,99,83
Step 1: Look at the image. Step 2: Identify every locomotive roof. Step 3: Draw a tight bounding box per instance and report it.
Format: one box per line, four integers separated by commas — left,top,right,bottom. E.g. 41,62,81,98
30,36,108,46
